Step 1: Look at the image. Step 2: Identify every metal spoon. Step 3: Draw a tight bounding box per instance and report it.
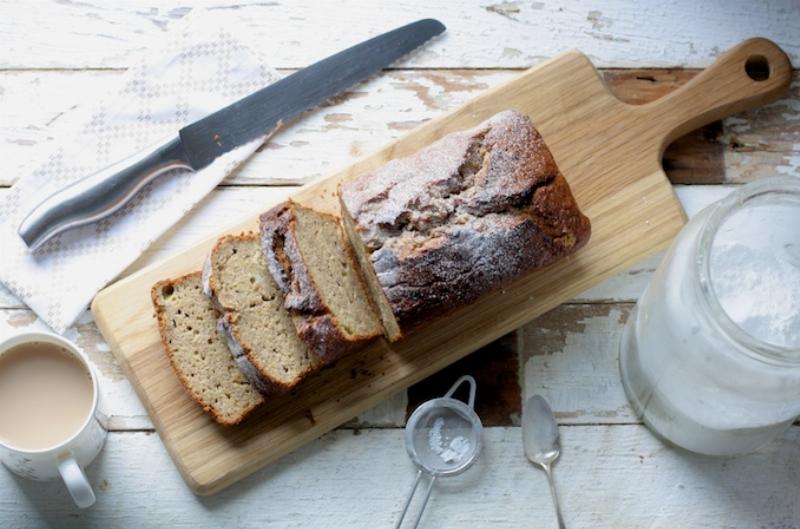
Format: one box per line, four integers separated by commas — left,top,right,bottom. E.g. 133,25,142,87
523,395,566,529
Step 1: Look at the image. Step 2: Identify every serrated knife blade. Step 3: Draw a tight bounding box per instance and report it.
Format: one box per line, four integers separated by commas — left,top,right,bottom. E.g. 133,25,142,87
18,18,446,251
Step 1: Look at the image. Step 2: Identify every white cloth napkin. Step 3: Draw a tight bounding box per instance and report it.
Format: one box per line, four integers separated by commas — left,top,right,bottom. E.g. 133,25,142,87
0,15,280,333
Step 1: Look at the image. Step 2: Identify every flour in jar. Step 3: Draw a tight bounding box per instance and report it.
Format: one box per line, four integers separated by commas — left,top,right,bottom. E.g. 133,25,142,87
620,183,800,456
710,202,800,349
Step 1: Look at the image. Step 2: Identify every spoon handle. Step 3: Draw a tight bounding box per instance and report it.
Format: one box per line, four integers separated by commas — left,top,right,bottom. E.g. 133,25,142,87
543,464,566,529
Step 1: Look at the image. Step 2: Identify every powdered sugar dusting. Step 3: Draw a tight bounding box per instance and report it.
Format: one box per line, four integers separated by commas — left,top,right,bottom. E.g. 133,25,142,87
710,200,800,349
712,242,800,348
427,417,471,464
340,110,591,332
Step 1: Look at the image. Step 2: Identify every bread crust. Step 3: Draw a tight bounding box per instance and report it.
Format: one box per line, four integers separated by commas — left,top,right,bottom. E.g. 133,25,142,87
150,272,262,426
339,110,591,339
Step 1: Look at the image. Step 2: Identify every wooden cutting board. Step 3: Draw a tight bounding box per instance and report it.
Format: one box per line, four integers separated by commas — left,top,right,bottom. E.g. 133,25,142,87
92,38,791,495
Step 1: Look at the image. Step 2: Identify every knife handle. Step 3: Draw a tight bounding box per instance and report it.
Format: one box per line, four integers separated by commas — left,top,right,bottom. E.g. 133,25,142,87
18,136,192,251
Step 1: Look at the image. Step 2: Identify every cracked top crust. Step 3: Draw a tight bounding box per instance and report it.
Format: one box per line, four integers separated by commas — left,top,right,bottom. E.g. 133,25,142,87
339,110,591,335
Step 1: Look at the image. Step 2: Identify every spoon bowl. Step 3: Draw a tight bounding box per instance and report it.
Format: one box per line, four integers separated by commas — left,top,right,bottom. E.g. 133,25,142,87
523,395,560,464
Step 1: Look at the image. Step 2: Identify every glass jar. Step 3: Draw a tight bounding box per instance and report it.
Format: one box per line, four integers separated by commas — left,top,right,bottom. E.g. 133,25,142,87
619,177,800,456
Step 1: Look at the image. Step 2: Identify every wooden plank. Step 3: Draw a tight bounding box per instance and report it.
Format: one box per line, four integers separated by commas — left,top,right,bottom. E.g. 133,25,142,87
90,41,790,494
0,165,752,430
0,303,634,429
2,0,798,69
0,183,745,310
0,298,753,431
2,69,798,187
0,185,738,433
521,303,636,424
1,427,798,528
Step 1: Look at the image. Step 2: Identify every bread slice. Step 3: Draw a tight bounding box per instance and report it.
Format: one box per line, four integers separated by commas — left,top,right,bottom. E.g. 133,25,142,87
150,272,263,426
339,110,592,341
202,233,323,395
260,201,383,365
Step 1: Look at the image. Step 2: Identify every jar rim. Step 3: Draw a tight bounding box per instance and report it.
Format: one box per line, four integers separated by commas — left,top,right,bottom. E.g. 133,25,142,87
696,177,800,364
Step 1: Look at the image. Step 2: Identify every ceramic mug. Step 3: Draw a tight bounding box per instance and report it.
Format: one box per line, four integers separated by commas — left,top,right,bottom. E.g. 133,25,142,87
0,332,107,508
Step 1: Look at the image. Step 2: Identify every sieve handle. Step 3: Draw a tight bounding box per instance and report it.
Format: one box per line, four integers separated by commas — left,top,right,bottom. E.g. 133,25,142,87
394,470,422,529
411,475,436,529
444,375,477,409
393,470,437,529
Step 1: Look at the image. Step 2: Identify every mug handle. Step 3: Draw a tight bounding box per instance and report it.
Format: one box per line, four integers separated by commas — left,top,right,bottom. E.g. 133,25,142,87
58,458,96,508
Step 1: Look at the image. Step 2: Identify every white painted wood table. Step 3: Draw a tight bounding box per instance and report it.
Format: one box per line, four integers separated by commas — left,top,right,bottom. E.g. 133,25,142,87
1,2,799,527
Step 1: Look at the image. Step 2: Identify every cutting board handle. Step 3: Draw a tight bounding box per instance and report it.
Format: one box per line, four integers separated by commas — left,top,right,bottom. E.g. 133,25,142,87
640,37,792,153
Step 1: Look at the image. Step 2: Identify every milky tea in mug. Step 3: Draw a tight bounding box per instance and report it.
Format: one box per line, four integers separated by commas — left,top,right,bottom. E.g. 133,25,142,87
0,342,94,450
0,333,107,508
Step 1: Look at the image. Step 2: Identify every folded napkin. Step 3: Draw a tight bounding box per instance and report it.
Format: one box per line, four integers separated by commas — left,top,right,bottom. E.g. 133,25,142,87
0,14,280,333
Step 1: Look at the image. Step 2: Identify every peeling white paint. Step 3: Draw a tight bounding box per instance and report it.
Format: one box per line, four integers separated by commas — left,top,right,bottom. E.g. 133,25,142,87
1,427,798,528
1,1,798,69
776,149,800,176
0,2,798,520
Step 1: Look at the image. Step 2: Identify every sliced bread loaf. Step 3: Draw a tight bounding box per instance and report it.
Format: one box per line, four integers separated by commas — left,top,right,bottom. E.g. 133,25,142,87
151,272,264,426
202,233,323,395
260,201,383,365
339,110,591,341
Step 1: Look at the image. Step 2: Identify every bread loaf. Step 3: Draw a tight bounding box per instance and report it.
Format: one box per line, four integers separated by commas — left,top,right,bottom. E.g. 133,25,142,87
339,110,591,341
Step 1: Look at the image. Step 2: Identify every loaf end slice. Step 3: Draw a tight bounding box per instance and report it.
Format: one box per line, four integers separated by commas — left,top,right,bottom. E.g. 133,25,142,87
151,272,264,426
260,201,383,365
203,233,323,394
339,109,591,341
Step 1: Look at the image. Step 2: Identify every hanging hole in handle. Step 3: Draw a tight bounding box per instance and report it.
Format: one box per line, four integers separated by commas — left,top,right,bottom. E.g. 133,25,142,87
745,55,770,81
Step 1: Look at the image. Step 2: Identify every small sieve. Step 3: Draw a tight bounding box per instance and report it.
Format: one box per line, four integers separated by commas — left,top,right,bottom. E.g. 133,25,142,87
393,375,483,529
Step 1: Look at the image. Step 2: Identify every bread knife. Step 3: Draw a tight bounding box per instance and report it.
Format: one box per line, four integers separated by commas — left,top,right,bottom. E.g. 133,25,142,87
18,18,446,251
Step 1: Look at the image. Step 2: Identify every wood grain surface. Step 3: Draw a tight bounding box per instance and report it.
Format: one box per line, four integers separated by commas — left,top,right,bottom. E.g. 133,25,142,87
90,38,790,494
